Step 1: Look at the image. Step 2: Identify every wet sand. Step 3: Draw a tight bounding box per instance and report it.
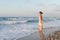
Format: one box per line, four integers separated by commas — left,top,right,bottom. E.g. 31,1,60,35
16,27,60,40
46,31,60,40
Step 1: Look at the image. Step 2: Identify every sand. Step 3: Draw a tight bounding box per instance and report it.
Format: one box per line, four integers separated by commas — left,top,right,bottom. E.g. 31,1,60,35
46,31,60,40
16,27,60,40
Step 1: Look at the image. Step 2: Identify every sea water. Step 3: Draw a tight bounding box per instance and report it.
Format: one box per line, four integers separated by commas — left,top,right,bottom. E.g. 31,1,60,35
0,17,60,40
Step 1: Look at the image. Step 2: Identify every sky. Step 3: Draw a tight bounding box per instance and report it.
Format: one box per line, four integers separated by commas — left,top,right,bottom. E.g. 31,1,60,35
0,0,60,17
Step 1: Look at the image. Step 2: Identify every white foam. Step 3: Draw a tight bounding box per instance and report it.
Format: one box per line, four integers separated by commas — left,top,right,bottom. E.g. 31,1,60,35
0,20,27,25
43,20,60,28
0,19,60,40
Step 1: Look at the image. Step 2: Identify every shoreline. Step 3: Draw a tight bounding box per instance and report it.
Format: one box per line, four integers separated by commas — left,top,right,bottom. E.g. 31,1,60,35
16,27,60,40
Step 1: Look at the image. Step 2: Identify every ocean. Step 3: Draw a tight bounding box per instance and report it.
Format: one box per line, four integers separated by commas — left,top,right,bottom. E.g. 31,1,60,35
0,17,60,40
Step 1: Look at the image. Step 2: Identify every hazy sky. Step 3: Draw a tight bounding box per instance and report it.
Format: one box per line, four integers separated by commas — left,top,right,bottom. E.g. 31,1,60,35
0,0,60,17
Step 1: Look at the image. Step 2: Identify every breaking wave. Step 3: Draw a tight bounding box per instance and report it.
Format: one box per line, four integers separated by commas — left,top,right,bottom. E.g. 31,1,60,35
0,17,57,25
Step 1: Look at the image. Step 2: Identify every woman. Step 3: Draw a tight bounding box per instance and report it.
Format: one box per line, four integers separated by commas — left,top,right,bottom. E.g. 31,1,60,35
38,11,43,31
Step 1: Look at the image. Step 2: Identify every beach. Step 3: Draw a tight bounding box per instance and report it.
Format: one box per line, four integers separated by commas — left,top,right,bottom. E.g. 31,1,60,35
16,27,60,40
0,17,60,40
